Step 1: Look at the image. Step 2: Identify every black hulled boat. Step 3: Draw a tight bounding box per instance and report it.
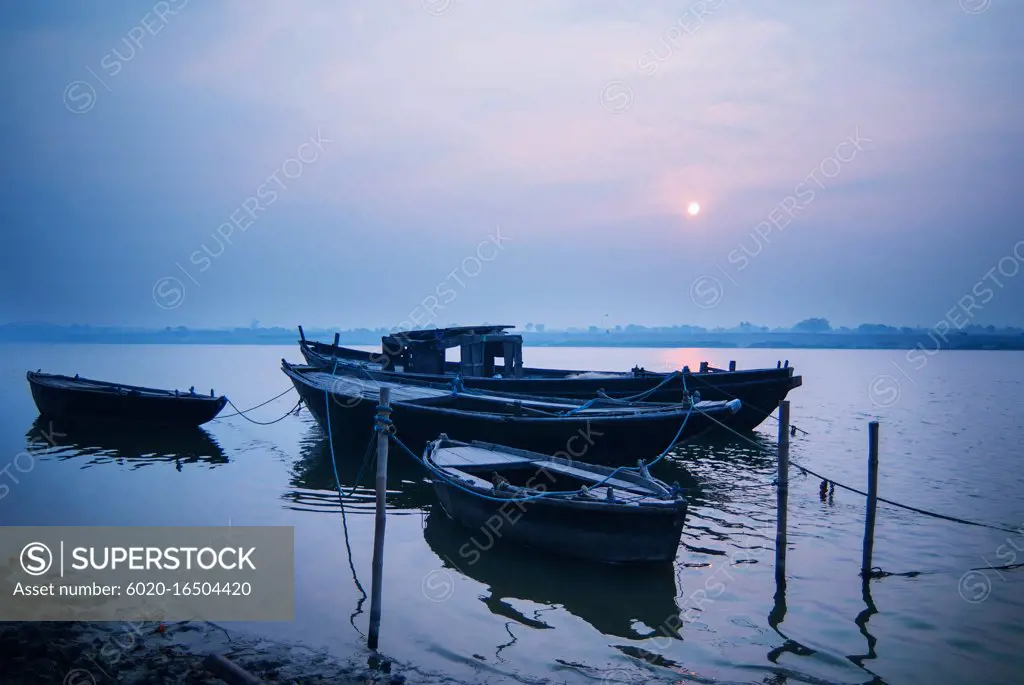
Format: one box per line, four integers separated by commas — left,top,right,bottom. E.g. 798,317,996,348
281,361,740,465
26,371,227,428
423,436,689,563
297,325,800,432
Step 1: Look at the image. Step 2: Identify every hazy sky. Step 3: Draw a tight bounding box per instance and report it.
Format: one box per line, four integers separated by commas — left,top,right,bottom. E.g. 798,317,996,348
1,1,1022,330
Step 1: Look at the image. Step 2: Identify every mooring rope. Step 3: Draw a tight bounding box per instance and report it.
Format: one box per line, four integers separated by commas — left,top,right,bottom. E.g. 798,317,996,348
216,386,296,418
320,359,370,629
687,371,809,434
223,397,302,425
686,401,1021,535
787,460,1021,535
596,369,683,404
387,385,699,504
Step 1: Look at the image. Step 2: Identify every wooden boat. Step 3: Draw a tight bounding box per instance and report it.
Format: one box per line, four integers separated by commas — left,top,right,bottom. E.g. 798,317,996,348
26,371,227,428
296,325,800,432
423,436,688,563
281,361,741,465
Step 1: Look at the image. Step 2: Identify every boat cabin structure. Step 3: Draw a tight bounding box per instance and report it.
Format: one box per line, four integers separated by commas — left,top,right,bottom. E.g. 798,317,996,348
379,325,524,378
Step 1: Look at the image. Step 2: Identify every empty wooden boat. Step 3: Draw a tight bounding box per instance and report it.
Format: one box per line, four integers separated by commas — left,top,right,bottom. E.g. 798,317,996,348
297,325,800,432
26,371,227,428
282,361,741,465
423,436,688,563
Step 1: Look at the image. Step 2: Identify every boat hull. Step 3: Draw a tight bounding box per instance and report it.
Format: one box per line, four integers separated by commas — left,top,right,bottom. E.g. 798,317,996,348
300,341,800,432
432,479,687,563
285,369,731,466
27,373,227,428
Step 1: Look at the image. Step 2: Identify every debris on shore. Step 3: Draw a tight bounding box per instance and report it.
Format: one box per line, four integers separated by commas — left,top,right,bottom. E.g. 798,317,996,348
0,620,412,684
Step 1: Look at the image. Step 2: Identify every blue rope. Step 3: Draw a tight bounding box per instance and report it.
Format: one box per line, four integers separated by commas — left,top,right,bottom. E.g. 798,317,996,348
389,396,697,504
597,369,683,404
327,365,698,505
324,360,350,498
561,397,599,415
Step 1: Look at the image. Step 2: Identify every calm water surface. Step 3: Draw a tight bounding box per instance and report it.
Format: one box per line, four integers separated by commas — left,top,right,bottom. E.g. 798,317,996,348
1,345,1022,685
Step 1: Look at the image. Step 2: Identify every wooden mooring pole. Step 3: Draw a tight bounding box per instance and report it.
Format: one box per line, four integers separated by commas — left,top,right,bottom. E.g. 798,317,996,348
861,421,880,577
368,387,391,651
775,400,790,584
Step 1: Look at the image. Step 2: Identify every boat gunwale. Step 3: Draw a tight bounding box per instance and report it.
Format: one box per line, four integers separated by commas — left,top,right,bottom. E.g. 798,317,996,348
299,338,798,382
27,371,227,403
423,438,684,511
282,361,739,424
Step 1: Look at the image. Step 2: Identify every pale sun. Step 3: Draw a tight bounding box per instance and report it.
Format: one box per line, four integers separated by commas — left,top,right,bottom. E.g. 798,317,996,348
687,202,701,216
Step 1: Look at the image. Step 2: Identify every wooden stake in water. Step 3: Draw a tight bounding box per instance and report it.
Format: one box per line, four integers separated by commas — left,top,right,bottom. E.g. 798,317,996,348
861,421,880,577
368,387,391,651
775,400,790,584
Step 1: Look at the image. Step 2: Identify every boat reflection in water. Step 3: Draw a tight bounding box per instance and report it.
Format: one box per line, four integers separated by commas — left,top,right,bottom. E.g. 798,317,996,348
422,507,684,642
283,425,432,514
25,418,227,471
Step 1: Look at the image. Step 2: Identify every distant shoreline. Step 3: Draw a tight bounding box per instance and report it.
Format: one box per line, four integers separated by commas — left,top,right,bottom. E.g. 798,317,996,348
2,326,1023,351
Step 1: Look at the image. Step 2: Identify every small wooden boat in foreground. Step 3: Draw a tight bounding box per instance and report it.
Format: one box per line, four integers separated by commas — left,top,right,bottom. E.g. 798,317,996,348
424,436,688,563
26,371,227,428
282,361,741,465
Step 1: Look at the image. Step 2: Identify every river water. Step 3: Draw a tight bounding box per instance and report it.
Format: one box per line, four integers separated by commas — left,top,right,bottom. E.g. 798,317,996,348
1,344,1021,685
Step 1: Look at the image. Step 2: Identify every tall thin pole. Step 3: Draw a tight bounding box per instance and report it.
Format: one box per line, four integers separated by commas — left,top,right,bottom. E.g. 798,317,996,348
775,400,790,585
368,387,391,650
861,421,879,577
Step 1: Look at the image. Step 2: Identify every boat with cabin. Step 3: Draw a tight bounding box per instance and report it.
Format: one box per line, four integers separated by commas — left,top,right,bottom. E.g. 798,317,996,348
297,324,800,432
